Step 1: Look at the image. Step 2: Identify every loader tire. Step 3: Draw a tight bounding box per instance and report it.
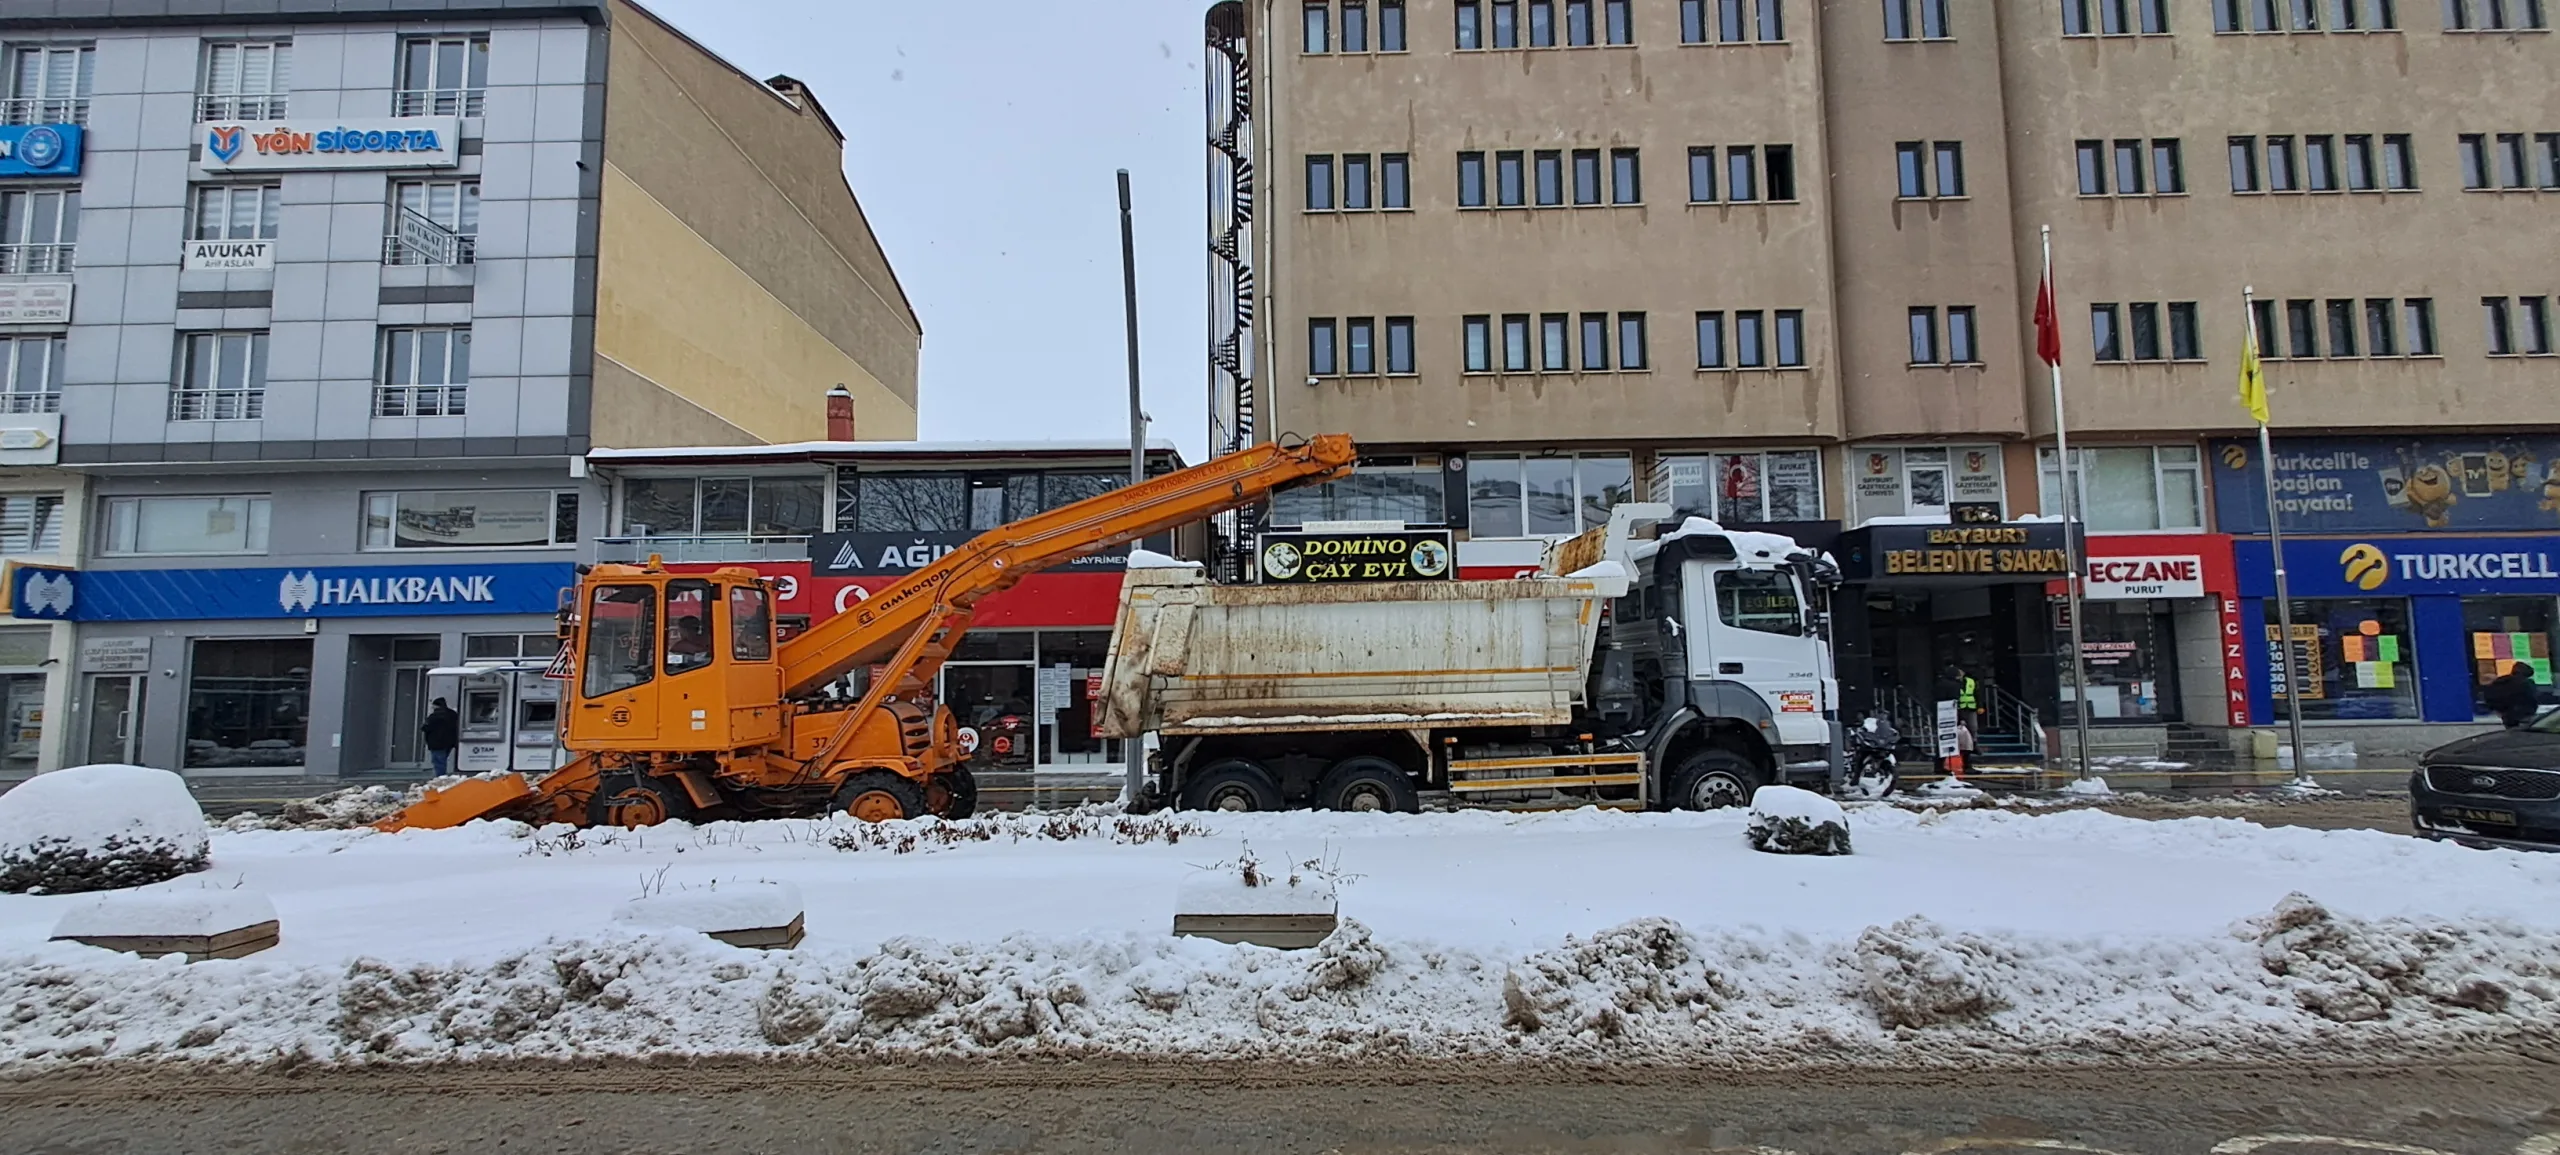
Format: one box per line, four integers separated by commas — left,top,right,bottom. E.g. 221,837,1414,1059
928,768,979,820
1666,749,1760,812
587,771,693,829
832,771,929,823
1317,756,1420,814
1179,760,1283,812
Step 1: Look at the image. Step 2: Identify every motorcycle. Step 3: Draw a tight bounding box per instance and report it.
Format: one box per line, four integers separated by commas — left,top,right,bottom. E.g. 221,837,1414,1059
1842,714,1901,800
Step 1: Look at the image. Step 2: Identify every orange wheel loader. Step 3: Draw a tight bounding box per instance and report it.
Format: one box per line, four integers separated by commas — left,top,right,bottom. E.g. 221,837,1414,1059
376,436,1357,832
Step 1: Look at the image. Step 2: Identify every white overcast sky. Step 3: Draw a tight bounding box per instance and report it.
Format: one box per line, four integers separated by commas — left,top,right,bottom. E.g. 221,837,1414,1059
639,0,1215,459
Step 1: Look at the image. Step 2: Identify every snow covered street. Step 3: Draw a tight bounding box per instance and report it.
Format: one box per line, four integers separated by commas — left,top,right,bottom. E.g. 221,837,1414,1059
4,804,2558,1070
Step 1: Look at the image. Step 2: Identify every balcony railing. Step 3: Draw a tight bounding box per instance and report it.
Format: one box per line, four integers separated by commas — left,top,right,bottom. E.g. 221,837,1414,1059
0,392,60,415
0,98,86,126
170,387,263,422
375,384,466,418
197,93,288,121
0,244,74,275
595,536,815,565
392,87,484,117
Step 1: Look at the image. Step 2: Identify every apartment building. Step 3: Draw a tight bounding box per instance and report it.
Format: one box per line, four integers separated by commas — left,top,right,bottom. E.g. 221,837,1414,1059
0,0,918,778
1213,0,2560,755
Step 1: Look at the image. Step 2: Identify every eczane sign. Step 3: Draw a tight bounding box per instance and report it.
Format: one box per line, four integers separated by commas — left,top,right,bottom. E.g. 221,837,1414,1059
2085,555,2205,600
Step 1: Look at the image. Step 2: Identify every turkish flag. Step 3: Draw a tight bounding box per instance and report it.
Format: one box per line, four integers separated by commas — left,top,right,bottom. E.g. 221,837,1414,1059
2032,269,2062,367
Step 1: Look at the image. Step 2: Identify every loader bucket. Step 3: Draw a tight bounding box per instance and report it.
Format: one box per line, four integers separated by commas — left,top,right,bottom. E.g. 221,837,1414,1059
373,773,537,832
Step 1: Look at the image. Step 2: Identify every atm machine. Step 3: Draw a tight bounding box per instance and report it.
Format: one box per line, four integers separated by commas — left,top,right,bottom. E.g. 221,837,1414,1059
428,662,562,775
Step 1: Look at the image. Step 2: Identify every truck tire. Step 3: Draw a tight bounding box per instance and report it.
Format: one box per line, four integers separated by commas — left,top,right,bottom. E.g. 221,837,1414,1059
588,771,694,829
1317,756,1420,813
832,770,929,822
1666,749,1760,812
1180,760,1283,812
928,768,979,819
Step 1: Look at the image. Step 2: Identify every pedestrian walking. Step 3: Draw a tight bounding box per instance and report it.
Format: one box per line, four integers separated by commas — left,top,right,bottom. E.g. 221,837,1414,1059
422,697,461,775
2483,663,2543,730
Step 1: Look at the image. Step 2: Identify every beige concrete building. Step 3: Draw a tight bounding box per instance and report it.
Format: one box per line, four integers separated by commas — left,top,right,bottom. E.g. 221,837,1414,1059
1212,0,2560,755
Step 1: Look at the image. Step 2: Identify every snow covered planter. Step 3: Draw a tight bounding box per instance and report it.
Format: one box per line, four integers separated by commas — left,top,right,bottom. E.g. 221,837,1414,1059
1746,785,1852,856
0,764,210,895
615,881,806,950
1172,848,1339,948
50,888,279,962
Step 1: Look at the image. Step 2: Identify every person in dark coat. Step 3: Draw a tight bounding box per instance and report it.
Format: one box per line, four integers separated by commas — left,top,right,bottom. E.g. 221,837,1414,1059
2483,664,2543,729
422,697,461,774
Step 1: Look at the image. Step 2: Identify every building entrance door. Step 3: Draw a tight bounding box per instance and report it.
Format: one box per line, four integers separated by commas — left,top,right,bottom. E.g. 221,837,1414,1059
384,637,441,770
83,673,143,766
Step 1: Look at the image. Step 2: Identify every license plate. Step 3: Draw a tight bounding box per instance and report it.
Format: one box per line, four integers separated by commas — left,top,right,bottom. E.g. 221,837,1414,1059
2442,806,2519,827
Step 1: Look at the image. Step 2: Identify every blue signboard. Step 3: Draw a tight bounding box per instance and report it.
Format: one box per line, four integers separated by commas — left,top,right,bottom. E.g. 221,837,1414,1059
0,124,82,178
2213,435,2560,535
2233,536,2560,598
8,561,574,622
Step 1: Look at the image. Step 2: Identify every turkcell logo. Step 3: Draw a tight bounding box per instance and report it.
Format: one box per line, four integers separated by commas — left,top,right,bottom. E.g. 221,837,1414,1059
278,571,501,612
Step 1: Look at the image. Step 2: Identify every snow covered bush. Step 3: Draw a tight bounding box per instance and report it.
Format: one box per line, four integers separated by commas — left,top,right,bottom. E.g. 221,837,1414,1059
1745,785,1851,856
0,764,209,895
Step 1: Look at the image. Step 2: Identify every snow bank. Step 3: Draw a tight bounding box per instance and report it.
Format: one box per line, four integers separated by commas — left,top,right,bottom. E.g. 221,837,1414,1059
0,765,209,895
2059,776,2115,798
53,889,276,940
1126,549,1201,570
1175,864,1337,916
1747,785,1852,855
615,882,803,936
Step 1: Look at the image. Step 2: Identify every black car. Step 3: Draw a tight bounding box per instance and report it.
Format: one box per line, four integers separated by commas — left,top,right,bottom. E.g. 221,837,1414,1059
2410,710,2560,850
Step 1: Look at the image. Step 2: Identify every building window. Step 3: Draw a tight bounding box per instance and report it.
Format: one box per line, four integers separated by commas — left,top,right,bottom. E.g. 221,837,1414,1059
2169,301,2202,359
2459,133,2490,189
2269,599,2418,721
2223,0,2400,25
377,327,470,417
190,183,281,241
1466,452,1635,537
465,633,563,661
1270,455,1448,527
171,331,267,421
1502,314,1532,372
1541,313,1572,372
1685,144,1792,202
1306,154,1335,210
2380,133,2418,188
1531,0,1557,45
1381,153,1411,208
102,495,272,556
363,490,578,550
2466,598,2558,720
1345,0,1371,50
1459,151,1487,207
2305,134,2340,190
1346,316,1377,374
1608,0,1637,41
1497,150,1526,206
2265,135,2300,190
395,34,489,117
2284,298,2320,357
1382,0,1410,49
2325,297,2358,356
2227,136,2260,192
1907,306,1980,365
1386,316,1417,373
1688,147,1717,202
199,40,290,121
1895,140,1964,197
626,476,824,537
1886,0,1955,37
1727,145,1760,200
1897,142,1927,197
0,187,78,275
1495,0,1521,46
1611,148,1642,204
2485,296,2517,355
1736,310,1767,367
1309,317,1339,376
1580,312,1611,370
2151,139,2186,192
2091,304,2124,361
2260,295,2435,358
1464,315,1493,372
1680,0,1782,39
0,334,62,415
1570,148,1602,205
1851,445,2004,523
2364,297,2400,356
1758,0,1787,38
1654,449,1823,523
1535,150,1564,206
1908,307,1939,364
1342,153,1372,210
1618,312,1649,369
2406,298,2439,355
184,639,312,770
3,44,92,126
1459,0,1485,46
1947,305,1979,363
2520,296,2557,354
2073,137,2186,195
1696,311,1726,367
2445,0,2551,26
1775,310,1805,366
386,180,480,266
1766,145,1797,200
0,493,61,555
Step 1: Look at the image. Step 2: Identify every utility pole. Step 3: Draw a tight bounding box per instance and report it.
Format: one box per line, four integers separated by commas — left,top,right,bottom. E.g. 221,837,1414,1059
1118,170,1146,486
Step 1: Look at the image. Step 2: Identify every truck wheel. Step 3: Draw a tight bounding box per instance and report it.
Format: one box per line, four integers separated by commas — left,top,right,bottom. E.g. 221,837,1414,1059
1180,760,1283,812
928,768,979,819
1667,749,1760,812
832,770,929,823
1317,756,1420,813
588,771,693,829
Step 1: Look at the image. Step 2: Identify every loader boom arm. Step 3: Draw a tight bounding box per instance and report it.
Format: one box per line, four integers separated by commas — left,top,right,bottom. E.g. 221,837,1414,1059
774,436,1355,698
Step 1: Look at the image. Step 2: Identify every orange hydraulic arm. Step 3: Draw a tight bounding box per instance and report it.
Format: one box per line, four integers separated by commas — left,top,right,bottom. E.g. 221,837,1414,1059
778,435,1357,698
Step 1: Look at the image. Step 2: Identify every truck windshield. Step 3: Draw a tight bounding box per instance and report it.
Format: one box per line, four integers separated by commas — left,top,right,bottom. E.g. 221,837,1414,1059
1715,569,1805,636
583,584,657,698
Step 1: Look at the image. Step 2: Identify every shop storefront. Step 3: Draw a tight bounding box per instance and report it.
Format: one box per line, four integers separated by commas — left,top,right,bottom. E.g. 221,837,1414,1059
9,561,573,777
2050,534,2248,728
2215,434,2560,743
1830,521,2074,750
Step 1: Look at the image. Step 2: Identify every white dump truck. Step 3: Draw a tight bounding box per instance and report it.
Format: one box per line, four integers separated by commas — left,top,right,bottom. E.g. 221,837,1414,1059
1100,506,1865,813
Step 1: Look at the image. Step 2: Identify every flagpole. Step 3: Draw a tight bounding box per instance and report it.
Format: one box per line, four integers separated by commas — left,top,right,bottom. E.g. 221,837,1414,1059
2044,225,2096,782
2244,285,2315,789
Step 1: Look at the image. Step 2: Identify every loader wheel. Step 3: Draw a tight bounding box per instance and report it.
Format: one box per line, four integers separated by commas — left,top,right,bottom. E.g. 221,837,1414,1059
1666,749,1760,812
1179,760,1283,812
1317,756,1420,814
832,771,929,823
587,772,693,830
928,768,979,819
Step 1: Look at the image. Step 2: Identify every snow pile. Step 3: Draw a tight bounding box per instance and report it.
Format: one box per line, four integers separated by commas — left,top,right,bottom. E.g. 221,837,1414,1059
0,765,209,895
1125,549,1201,570
1913,776,1988,801
1175,853,1337,915
222,785,414,832
53,888,276,941
2058,776,2115,798
616,881,803,936
1746,785,1851,856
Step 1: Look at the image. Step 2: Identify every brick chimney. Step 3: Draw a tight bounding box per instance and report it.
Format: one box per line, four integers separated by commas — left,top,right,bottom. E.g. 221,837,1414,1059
825,384,856,441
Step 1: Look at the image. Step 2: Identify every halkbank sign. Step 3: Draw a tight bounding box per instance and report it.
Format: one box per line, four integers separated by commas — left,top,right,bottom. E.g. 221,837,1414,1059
7,562,572,622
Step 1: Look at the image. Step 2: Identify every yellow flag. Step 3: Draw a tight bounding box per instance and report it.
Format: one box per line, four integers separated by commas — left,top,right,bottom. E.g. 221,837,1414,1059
2238,312,2271,425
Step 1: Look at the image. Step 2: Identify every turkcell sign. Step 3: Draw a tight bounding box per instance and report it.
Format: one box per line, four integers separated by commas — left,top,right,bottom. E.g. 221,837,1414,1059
196,118,462,172
9,562,574,622
0,124,82,178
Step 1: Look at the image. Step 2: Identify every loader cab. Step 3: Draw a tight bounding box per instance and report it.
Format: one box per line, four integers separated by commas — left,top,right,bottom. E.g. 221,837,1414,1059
565,563,786,754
